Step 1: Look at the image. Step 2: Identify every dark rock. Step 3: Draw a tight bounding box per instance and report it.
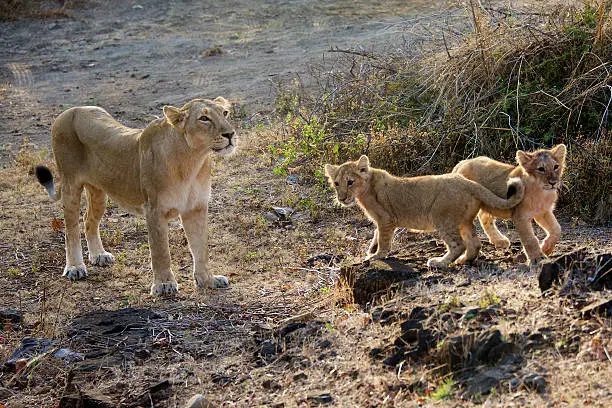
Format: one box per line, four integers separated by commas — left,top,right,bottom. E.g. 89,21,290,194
400,319,422,333
316,339,332,349
262,379,281,390
510,373,547,394
340,258,420,305
254,339,279,365
464,368,512,398
539,262,561,293
4,337,55,370
539,248,587,293
394,329,419,347
382,352,405,367
589,254,612,289
307,393,333,405
0,309,22,326
211,373,234,386
58,392,115,408
132,380,172,406
293,372,308,381
472,330,504,364
409,306,433,321
369,347,384,359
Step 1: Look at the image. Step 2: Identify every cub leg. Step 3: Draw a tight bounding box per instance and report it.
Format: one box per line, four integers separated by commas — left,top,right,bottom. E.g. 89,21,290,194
512,214,545,266
368,229,379,256
180,207,229,289
62,184,88,279
84,185,114,266
478,210,511,249
368,223,395,260
145,207,178,295
428,228,466,268
456,222,482,264
534,210,561,256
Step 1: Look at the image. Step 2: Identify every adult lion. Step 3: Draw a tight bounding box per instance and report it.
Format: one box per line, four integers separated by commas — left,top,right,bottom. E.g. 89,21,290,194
35,97,236,295
453,144,566,267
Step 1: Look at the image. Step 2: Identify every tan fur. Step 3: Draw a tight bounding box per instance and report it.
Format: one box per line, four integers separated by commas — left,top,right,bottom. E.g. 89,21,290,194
453,144,566,266
36,98,236,295
324,156,525,267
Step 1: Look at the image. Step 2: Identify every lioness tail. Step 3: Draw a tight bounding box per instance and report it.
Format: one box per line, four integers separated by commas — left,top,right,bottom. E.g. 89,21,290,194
35,165,60,201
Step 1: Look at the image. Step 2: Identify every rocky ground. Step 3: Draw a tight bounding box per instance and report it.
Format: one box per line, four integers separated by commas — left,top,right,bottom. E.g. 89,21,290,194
1,1,611,407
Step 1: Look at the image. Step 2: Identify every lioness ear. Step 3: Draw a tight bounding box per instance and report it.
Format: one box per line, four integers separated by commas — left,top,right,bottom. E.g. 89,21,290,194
213,96,232,116
516,150,533,167
357,155,370,172
551,144,566,164
163,105,187,130
324,164,338,179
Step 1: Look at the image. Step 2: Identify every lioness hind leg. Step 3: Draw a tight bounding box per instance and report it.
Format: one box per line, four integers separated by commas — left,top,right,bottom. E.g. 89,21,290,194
427,228,465,268
84,185,114,267
456,222,481,264
535,211,561,256
181,207,229,290
478,211,511,249
62,184,88,280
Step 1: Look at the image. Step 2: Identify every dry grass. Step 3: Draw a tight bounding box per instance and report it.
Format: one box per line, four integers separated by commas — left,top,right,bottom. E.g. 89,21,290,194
0,126,610,407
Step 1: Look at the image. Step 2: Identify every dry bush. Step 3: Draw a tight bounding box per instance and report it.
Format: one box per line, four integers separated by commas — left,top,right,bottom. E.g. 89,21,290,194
271,1,612,222
0,0,83,22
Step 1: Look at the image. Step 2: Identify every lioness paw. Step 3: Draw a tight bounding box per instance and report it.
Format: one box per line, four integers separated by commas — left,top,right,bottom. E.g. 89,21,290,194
90,252,115,267
63,264,88,280
150,281,179,296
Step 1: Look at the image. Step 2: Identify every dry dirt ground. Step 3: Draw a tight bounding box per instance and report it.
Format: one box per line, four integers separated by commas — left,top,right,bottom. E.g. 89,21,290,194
1,1,611,407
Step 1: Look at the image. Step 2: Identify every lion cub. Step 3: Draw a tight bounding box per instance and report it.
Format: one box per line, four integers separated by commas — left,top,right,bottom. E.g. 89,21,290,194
453,144,566,266
325,156,525,267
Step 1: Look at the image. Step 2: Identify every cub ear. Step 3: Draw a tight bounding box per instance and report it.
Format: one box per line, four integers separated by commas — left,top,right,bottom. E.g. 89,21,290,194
213,96,232,116
163,105,187,130
357,155,370,172
324,164,338,179
551,144,567,164
516,150,533,167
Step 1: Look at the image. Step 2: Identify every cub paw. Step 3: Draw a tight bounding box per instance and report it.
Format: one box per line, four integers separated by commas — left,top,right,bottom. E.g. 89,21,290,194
540,240,556,256
63,264,88,280
491,237,511,249
90,252,115,267
427,257,450,268
150,281,179,295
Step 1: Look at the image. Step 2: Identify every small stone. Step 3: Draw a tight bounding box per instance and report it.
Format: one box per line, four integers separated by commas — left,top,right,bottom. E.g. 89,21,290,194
307,393,333,405
184,394,216,408
293,372,308,381
523,374,547,393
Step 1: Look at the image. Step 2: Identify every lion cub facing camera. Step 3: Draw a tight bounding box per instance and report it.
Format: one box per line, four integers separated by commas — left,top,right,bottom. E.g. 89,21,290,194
324,156,525,267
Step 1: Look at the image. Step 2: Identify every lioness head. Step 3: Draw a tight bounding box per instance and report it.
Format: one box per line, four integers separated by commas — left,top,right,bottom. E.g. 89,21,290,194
516,144,566,191
324,155,371,206
163,97,236,155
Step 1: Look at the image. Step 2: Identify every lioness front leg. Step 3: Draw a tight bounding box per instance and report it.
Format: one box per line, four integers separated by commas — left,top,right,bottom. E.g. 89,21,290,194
513,214,545,267
62,184,88,280
84,185,115,267
534,210,561,256
181,207,229,289
145,206,178,295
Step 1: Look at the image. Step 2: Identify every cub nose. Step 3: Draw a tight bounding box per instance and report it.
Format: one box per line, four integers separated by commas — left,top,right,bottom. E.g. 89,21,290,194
222,131,235,140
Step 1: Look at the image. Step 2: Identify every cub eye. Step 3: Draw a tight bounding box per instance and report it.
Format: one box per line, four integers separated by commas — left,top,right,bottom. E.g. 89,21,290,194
223,110,229,117
347,180,354,186
334,182,339,187
537,166,545,172
554,164,559,170
199,115,211,122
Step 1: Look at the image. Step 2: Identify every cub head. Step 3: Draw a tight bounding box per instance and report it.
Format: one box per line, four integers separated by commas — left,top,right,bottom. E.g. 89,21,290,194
324,155,371,207
163,97,236,155
516,144,566,191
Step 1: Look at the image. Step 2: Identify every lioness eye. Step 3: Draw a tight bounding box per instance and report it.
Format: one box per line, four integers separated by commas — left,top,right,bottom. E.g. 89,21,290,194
537,166,545,172
199,115,211,122
347,180,354,186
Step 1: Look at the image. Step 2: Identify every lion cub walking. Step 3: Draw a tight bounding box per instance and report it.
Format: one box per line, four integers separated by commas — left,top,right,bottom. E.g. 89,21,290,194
324,156,525,267
453,144,566,266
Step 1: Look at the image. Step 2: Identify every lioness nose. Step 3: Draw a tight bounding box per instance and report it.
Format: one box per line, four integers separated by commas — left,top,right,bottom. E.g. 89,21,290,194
222,131,234,140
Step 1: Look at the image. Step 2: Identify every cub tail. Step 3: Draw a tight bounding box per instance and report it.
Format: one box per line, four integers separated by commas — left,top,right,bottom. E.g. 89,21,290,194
35,165,60,201
467,176,524,210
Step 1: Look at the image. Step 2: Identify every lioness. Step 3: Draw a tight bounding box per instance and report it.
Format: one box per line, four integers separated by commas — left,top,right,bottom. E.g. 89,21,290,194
35,97,236,295
453,144,566,267
324,155,524,267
